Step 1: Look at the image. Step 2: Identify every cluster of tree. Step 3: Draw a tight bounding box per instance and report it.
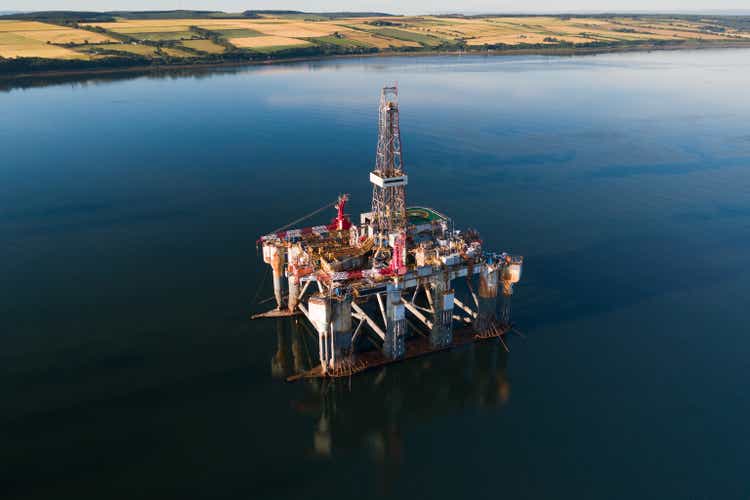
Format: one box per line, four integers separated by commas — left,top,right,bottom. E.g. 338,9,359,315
255,43,378,59
242,10,302,18
188,26,238,53
705,16,750,31
480,38,687,52
364,20,401,27
0,55,146,75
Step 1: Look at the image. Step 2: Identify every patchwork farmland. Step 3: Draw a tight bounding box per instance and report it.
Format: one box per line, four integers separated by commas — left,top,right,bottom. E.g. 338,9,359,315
1,11,749,74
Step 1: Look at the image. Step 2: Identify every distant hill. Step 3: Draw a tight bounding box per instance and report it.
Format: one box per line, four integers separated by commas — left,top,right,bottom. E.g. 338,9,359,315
0,11,118,22
243,10,393,18
1,10,394,22
0,10,246,22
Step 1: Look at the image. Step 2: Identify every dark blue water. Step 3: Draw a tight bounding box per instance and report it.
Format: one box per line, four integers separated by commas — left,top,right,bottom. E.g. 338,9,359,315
2,50,749,499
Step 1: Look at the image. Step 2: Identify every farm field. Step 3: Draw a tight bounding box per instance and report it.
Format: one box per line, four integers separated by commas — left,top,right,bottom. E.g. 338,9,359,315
229,35,311,50
0,20,114,58
180,39,226,54
1,12,749,74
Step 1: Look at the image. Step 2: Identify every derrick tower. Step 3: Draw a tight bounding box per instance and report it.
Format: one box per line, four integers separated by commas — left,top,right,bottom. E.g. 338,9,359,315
370,85,408,235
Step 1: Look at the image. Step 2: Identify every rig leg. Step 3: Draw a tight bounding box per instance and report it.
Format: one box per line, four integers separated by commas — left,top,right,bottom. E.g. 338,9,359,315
383,282,406,359
475,262,499,332
500,257,522,325
261,243,285,310
271,263,284,310
308,293,353,373
288,276,300,313
308,295,332,373
331,294,353,364
429,275,454,348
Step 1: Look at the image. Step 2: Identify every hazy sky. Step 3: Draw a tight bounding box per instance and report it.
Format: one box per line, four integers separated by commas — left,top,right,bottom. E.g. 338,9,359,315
6,1,750,15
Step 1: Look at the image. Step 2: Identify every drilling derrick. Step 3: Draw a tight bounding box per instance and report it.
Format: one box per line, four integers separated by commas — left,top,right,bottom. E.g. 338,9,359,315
370,85,407,235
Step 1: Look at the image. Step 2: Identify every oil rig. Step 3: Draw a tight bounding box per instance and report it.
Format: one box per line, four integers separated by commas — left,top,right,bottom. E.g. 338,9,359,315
254,85,523,380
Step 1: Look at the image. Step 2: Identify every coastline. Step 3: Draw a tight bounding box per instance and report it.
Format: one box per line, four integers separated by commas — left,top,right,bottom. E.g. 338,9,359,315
1,40,748,82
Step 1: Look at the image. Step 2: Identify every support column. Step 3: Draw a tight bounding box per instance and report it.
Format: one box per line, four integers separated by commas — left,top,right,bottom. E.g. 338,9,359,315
383,282,406,359
262,244,286,310
500,256,522,325
288,276,300,312
287,245,303,312
271,248,285,310
330,294,353,365
308,295,331,373
430,276,454,348
308,293,353,372
475,262,499,332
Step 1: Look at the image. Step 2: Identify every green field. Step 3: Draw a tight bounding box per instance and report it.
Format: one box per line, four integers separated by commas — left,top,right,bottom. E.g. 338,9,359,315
250,43,311,54
211,28,263,37
128,30,198,41
311,34,373,48
370,27,445,46
73,42,158,56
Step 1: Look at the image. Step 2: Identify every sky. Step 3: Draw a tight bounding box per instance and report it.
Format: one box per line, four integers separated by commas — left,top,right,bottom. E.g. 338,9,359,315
4,1,750,15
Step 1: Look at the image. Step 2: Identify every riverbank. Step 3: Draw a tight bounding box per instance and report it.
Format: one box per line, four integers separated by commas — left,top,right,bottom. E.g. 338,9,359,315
2,40,748,83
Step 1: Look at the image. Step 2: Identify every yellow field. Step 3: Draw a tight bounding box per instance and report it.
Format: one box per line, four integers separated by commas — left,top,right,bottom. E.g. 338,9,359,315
84,19,336,35
229,35,311,49
2,15,748,62
20,28,111,44
161,47,196,58
180,39,226,54
0,20,114,59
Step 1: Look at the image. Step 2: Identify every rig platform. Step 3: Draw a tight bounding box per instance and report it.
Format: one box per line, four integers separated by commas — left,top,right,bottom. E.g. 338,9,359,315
254,85,523,381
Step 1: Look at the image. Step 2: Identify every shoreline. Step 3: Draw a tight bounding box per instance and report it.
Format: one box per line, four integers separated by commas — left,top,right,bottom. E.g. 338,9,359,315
1,40,748,82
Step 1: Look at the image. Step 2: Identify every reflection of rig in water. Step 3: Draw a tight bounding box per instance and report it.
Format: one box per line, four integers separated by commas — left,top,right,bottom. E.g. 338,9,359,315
254,85,523,380
271,318,511,460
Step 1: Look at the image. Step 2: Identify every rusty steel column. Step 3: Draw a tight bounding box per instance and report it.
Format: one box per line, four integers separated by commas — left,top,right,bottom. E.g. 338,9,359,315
270,247,285,310
288,275,300,312
330,294,353,365
286,245,303,312
430,275,454,348
383,282,406,359
308,295,332,373
475,262,499,332
262,244,286,310
500,256,523,325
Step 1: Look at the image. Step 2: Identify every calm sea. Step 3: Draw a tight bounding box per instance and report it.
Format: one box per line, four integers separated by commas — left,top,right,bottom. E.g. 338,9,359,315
2,49,749,499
